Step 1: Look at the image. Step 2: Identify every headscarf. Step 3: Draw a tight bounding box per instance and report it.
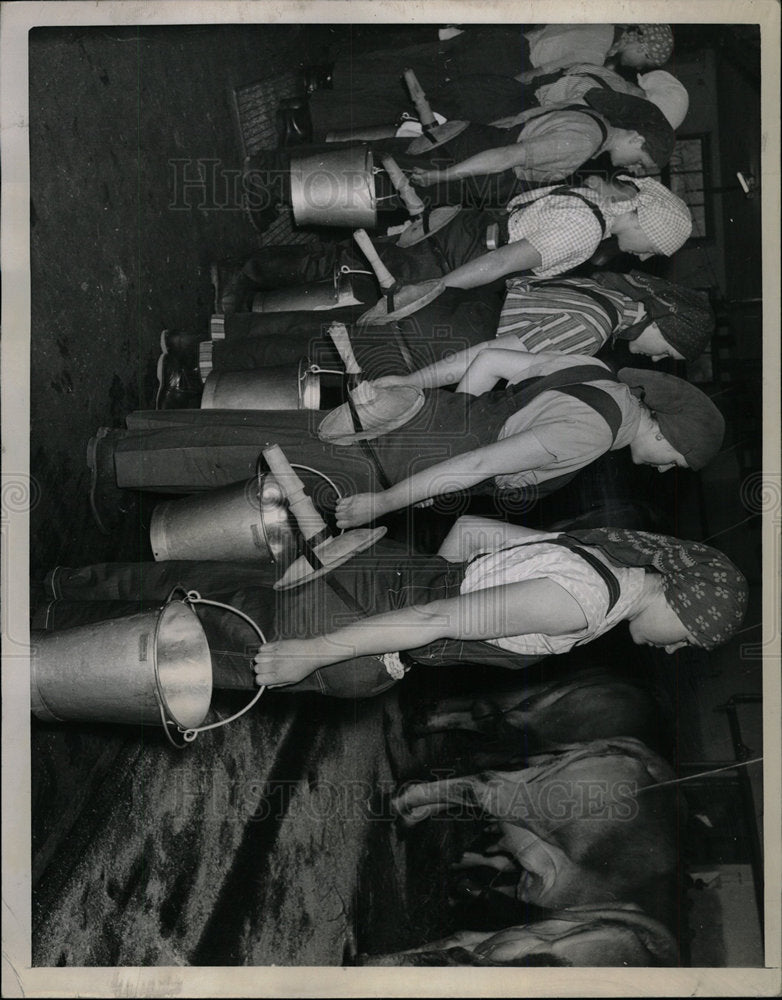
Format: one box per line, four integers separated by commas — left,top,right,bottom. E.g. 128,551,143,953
583,89,675,168
619,25,675,67
617,367,725,469
638,70,690,128
562,528,748,649
616,176,692,257
592,270,715,360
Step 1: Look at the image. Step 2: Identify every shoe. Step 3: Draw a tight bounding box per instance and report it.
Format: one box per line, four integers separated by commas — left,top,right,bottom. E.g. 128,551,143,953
155,353,203,410
303,62,334,94
159,328,202,371
87,428,137,535
276,99,313,147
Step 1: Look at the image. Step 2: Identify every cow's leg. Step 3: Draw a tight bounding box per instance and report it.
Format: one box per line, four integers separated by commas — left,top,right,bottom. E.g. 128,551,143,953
391,776,483,825
361,929,492,965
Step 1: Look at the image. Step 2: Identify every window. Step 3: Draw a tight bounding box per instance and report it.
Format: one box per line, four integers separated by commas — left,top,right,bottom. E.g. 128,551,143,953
660,133,714,242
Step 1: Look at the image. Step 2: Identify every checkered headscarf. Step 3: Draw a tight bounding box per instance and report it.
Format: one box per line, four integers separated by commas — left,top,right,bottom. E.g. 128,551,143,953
619,175,692,257
564,529,748,650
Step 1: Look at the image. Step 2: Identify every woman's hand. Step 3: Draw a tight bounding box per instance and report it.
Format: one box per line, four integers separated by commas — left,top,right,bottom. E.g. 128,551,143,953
410,167,441,187
253,638,325,687
335,491,389,529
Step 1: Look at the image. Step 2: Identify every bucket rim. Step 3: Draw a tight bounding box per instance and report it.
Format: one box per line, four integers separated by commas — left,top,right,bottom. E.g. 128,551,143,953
153,600,212,729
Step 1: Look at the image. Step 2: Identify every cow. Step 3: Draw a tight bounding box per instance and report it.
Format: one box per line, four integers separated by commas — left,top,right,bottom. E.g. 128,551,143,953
360,903,678,966
391,737,681,920
411,667,665,759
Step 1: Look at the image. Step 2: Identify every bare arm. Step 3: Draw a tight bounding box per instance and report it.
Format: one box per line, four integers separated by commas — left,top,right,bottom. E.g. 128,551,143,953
253,578,588,686
419,144,527,182
438,514,547,562
442,241,543,291
455,347,545,394
336,429,554,528
374,337,539,392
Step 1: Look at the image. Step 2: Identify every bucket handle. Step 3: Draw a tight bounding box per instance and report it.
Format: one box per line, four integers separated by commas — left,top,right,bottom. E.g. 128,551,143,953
254,457,345,536
154,590,268,749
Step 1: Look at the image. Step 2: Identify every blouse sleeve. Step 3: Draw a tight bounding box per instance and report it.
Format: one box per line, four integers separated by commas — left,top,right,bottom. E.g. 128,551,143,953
509,195,605,278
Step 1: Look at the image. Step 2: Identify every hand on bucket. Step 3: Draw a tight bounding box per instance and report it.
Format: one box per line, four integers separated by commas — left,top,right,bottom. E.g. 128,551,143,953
410,167,441,187
253,638,327,687
335,491,387,529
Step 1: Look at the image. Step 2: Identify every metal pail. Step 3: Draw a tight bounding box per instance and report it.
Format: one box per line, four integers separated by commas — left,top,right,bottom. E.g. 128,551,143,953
290,146,377,228
150,473,299,564
200,359,321,410
252,272,360,313
30,601,212,729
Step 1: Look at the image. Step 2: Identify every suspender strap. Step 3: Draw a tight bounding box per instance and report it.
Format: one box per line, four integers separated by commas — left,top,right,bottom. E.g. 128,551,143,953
549,188,607,235
509,363,619,402
529,67,616,94
507,363,623,444
574,71,615,91
547,538,622,613
346,389,393,490
499,188,607,249
469,536,622,614
516,104,609,148
528,278,621,332
553,383,623,444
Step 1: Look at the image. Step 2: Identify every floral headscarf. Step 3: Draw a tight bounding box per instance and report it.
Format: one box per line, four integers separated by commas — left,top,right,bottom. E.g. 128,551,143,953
620,25,675,67
563,528,748,649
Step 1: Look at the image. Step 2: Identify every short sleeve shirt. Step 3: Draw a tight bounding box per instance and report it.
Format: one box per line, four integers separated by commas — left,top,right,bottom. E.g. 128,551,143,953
506,190,606,277
512,109,606,183
460,530,646,655
494,354,642,489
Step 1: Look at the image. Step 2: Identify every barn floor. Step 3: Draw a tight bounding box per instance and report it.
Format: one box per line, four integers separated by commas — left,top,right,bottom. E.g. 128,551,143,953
27,22,525,967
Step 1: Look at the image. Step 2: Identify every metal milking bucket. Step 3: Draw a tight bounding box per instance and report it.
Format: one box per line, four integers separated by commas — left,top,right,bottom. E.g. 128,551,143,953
149,473,299,564
30,601,212,730
290,146,377,228
200,358,322,410
251,269,362,313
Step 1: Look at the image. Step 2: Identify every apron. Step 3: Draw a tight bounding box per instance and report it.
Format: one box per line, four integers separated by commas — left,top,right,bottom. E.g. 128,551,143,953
367,362,625,501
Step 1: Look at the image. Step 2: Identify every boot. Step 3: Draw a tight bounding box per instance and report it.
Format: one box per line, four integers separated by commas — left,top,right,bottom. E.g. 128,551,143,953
160,328,202,370
155,353,203,410
276,98,313,147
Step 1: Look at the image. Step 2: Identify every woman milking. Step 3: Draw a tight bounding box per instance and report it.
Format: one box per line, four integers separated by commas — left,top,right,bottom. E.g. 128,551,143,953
173,267,713,410
236,173,692,305
39,519,747,698
88,352,725,537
